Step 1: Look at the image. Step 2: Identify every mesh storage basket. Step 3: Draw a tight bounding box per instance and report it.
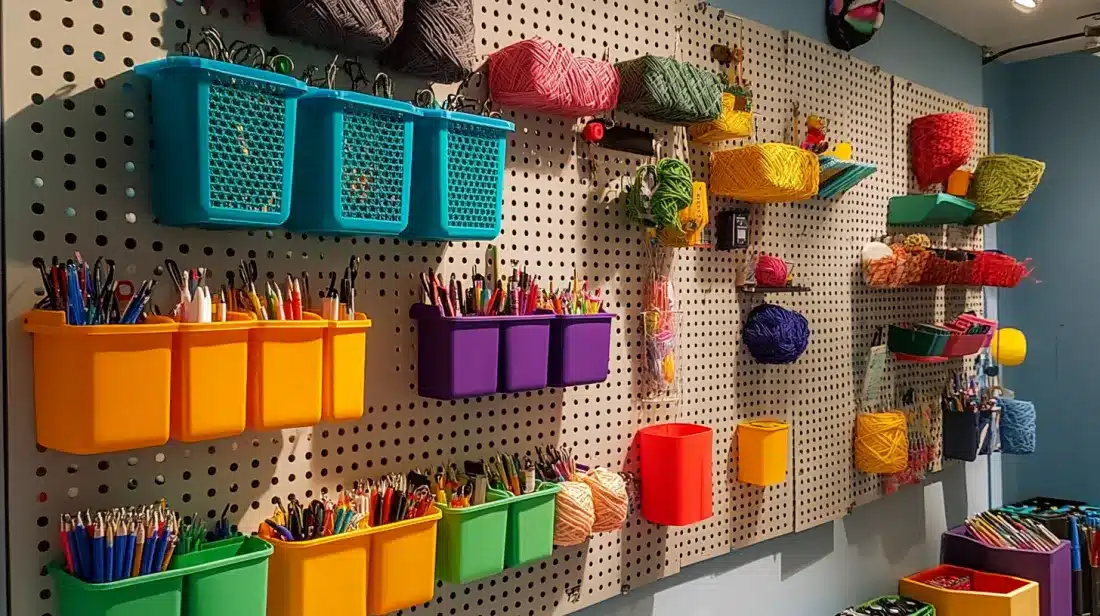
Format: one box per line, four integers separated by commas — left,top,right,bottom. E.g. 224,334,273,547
403,109,514,241
489,38,619,116
967,155,1046,224
710,144,820,203
135,56,309,228
614,56,723,124
287,88,417,236
261,0,403,56
910,112,976,190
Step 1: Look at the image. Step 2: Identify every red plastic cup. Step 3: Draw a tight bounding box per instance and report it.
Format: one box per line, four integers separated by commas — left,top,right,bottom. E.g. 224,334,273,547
638,423,714,526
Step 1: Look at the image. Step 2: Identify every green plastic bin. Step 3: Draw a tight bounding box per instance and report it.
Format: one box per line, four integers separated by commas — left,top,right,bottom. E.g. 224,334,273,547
49,536,272,616
887,324,951,357
488,482,561,568
435,498,510,584
887,193,976,225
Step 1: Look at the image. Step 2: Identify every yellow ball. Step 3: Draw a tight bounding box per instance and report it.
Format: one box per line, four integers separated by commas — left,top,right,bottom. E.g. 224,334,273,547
992,328,1027,366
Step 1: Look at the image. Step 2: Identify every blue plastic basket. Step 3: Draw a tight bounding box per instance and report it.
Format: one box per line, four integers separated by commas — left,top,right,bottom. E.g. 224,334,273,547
403,109,514,241
287,89,417,236
134,56,309,228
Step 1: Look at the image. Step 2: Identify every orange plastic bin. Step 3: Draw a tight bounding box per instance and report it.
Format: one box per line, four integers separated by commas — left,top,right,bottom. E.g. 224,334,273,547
638,423,714,526
247,313,326,431
900,564,1039,616
172,312,255,442
320,313,372,422
737,420,789,486
23,310,177,454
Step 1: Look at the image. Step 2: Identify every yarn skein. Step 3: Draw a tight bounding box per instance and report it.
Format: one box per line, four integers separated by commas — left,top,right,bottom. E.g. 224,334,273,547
261,0,403,55
553,480,595,547
581,468,629,532
967,155,1046,224
626,159,694,230
755,255,789,287
615,56,723,124
1000,399,1036,455
381,0,475,83
855,412,908,474
489,38,620,116
742,304,809,364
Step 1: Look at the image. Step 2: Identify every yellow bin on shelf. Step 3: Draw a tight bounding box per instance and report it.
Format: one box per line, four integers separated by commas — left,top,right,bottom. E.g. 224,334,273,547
737,420,789,486
320,313,372,422
22,310,177,454
172,312,255,442
247,312,326,431
900,564,1039,616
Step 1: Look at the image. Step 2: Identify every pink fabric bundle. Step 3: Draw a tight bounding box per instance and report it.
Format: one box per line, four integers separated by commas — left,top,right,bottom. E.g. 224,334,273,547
489,38,620,116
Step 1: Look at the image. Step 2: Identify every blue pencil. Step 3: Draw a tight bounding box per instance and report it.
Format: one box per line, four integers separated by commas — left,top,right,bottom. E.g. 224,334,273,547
126,534,137,579
152,531,170,574
113,534,125,581
104,539,114,583
92,533,105,584
67,529,83,579
140,532,156,576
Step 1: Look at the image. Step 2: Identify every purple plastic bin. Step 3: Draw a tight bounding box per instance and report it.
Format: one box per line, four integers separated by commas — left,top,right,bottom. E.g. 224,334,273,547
410,303,502,399
941,525,1071,616
548,313,615,387
498,313,554,393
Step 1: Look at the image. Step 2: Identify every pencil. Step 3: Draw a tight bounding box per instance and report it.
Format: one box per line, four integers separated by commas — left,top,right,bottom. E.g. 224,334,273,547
132,522,145,578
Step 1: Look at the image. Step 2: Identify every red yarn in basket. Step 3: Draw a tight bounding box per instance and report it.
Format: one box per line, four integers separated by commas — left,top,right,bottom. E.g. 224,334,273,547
976,252,1031,288
489,38,620,116
910,113,976,189
755,255,789,287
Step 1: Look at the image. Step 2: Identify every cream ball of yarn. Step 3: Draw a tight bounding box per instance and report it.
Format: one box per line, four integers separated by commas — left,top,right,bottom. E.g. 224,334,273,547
553,481,595,547
582,468,628,532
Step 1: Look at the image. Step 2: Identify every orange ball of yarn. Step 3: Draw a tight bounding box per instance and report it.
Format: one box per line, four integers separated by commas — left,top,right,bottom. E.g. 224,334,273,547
581,468,628,532
755,255,789,287
553,480,595,546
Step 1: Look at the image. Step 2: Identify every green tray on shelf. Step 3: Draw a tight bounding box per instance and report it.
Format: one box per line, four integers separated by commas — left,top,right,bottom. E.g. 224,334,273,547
888,193,976,225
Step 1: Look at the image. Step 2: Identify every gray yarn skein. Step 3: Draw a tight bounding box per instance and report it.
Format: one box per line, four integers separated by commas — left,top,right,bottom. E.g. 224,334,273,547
263,0,403,55
382,0,475,84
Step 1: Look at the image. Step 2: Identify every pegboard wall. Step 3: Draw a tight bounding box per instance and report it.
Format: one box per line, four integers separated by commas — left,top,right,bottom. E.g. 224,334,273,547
1,2,988,615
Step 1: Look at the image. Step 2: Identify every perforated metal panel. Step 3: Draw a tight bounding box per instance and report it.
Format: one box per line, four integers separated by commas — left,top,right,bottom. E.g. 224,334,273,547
2,2,988,615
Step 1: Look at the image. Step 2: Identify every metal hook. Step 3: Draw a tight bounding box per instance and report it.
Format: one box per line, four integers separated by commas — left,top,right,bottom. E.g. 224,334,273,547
414,88,437,108
458,71,485,94
372,73,393,99
199,26,229,62
324,54,341,90
343,59,371,92
229,41,266,68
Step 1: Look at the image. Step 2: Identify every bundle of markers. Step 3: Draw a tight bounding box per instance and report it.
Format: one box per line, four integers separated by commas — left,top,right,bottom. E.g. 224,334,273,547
419,266,603,318
165,259,223,323
259,472,434,542
964,510,1061,551
534,444,582,483
58,500,191,583
434,454,540,508
35,253,155,325
544,274,604,315
227,256,360,321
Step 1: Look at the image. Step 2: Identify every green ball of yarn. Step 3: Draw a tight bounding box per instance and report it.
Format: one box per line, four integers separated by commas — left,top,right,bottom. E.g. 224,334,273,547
626,158,694,230
968,155,1046,224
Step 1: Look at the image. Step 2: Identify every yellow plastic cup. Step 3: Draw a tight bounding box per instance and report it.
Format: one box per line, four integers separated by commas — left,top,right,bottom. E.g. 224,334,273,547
736,420,789,486
247,312,326,431
320,313,372,422
23,310,177,454
172,312,255,442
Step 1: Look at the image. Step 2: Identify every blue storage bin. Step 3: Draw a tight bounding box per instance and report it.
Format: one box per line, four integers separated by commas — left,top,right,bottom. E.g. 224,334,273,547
287,89,417,236
134,56,309,228
403,109,514,241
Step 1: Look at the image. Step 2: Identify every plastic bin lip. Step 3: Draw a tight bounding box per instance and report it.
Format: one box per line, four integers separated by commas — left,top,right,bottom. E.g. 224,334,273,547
554,312,616,321
22,310,178,335
267,506,443,550
417,107,515,132
133,56,309,95
740,419,788,432
249,311,328,329
437,497,512,516
176,311,257,333
302,87,418,114
945,524,1066,554
408,302,509,326
639,423,713,438
486,481,562,505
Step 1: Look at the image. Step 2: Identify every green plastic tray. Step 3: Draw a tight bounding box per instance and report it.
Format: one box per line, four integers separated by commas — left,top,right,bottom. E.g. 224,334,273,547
888,193,976,225
888,324,951,357
488,481,561,568
50,536,272,616
435,497,510,584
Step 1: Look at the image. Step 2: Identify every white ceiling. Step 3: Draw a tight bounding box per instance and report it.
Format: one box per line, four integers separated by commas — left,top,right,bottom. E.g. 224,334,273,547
897,0,1100,62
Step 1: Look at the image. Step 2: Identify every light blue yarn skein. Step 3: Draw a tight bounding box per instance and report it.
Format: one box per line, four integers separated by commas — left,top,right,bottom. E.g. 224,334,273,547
1000,399,1036,455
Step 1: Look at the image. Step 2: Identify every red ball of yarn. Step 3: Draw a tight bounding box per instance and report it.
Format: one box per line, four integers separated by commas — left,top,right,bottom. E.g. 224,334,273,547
910,112,976,189
755,255,789,287
489,37,620,116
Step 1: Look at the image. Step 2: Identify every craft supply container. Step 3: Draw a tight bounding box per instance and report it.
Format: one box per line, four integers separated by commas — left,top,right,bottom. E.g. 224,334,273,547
736,420,789,486
320,313,372,422
134,56,308,228
403,108,513,241
435,499,510,584
247,313,326,431
23,310,177,454
888,324,951,357
410,304,502,399
171,313,254,442
287,89,417,236
887,193,976,225
638,423,713,526
941,525,1070,616
548,313,615,387
942,410,981,462
488,482,561,568
498,313,555,393
900,564,1040,616
942,333,987,358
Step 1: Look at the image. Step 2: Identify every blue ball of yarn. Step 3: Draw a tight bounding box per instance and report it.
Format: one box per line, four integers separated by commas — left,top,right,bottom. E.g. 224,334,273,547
1000,399,1036,455
742,304,809,364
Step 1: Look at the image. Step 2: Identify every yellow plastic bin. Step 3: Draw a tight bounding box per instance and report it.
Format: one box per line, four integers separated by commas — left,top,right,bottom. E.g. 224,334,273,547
267,528,373,616
172,312,255,442
736,420,789,486
22,310,177,454
321,313,372,422
247,313,326,431
368,507,442,615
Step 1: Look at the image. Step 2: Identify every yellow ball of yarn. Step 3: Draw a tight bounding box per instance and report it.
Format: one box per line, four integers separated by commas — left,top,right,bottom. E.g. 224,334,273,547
553,481,595,547
991,328,1027,367
581,468,628,532
855,412,908,474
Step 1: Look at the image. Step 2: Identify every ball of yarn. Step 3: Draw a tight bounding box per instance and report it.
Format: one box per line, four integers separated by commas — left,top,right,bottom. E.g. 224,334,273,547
615,56,723,124
553,481,595,547
626,159,694,230
709,144,820,203
991,328,1027,366
742,304,809,364
755,255,789,287
1000,399,1036,455
581,468,628,532
488,38,620,116
910,112,976,189
967,155,1046,224
855,412,909,474
381,0,475,84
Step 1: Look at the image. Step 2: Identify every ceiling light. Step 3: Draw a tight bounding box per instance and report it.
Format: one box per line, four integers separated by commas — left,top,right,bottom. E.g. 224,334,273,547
1013,0,1041,14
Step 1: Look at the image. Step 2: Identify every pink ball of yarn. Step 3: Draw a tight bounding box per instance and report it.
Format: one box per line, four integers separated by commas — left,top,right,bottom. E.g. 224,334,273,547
581,468,628,532
489,38,619,116
553,481,595,547
755,255,789,287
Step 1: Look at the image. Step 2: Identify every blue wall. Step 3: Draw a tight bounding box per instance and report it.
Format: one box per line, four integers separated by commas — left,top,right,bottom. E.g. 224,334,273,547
992,52,1100,505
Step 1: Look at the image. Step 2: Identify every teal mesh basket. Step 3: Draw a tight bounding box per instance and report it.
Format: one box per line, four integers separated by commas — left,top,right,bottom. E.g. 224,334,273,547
403,109,514,241
134,56,309,228
286,89,416,235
